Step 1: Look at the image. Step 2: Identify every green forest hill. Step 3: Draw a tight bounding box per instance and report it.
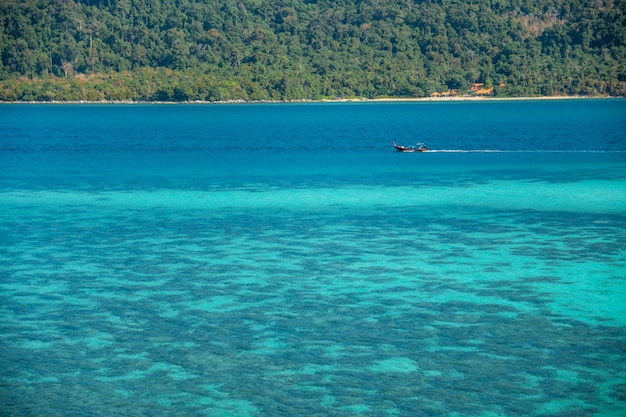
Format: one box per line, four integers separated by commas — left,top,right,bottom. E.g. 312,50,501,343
1,0,625,101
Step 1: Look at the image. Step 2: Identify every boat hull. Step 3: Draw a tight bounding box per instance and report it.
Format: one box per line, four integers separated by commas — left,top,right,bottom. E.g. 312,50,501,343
393,142,427,152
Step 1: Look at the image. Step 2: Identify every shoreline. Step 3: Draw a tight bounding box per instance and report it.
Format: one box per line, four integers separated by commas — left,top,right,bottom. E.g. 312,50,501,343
0,95,620,105
365,95,611,102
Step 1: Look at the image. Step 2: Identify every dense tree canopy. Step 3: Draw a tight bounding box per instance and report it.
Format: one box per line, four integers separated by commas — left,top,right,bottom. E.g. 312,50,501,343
1,0,625,101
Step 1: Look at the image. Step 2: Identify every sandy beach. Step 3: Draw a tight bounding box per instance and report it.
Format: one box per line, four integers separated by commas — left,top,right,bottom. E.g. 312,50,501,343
344,95,611,102
0,94,617,105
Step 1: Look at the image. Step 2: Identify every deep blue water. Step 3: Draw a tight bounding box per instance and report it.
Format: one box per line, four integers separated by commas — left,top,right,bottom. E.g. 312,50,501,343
1,100,626,416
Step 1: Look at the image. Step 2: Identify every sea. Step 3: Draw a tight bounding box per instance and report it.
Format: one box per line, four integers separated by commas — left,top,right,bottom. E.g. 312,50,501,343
1,100,625,416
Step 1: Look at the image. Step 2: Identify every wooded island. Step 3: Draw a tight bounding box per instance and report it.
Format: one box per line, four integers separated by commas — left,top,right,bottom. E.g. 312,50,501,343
1,0,624,102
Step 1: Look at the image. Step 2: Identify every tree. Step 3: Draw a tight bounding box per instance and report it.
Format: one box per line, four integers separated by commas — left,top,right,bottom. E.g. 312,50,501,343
61,61,73,77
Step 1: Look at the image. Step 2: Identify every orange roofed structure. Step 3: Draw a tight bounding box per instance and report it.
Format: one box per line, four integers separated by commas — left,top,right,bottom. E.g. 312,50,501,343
474,86,495,96
430,90,457,97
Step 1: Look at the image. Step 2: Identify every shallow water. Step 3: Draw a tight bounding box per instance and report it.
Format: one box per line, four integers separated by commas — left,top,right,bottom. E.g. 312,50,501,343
1,101,625,416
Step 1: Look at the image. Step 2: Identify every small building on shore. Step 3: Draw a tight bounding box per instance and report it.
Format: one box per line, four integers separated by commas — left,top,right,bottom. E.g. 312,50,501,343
474,86,495,96
430,90,457,98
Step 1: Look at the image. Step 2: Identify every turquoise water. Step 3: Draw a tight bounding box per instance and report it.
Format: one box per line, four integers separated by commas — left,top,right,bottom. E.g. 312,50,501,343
1,101,625,416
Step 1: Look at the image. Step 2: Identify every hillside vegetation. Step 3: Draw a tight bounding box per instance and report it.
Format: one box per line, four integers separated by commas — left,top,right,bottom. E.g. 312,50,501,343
1,0,625,101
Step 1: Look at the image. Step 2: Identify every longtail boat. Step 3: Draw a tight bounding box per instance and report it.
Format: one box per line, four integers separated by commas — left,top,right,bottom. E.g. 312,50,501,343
393,142,428,152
